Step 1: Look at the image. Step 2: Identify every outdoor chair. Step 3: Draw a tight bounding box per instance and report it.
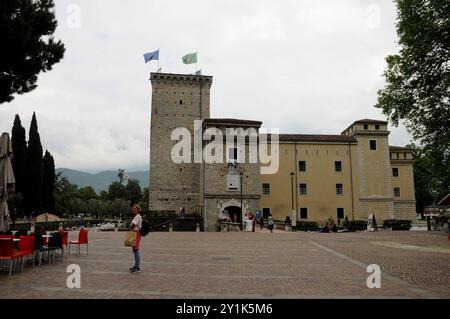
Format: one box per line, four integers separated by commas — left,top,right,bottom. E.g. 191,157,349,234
59,230,69,257
17,236,35,270
0,239,25,276
43,232,63,263
33,233,44,266
69,228,89,255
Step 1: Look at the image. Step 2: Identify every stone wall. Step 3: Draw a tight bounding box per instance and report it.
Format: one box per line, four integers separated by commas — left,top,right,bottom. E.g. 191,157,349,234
149,73,212,215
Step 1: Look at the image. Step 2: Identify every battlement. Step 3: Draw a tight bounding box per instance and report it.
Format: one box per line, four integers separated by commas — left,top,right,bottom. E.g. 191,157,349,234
150,72,213,84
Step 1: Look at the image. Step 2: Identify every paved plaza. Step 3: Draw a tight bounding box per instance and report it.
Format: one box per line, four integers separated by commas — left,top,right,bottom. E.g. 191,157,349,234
1,229,449,299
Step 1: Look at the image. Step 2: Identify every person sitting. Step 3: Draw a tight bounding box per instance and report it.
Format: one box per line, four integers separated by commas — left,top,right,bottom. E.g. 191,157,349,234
320,223,330,233
332,224,338,233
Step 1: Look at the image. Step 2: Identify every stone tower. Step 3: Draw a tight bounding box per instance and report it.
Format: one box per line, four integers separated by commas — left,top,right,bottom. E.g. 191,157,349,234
149,73,213,215
342,119,394,221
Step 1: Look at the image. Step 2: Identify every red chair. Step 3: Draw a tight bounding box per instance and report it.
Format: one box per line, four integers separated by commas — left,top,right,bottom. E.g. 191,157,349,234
59,230,69,257
0,235,15,239
0,239,25,276
69,228,88,255
18,236,35,269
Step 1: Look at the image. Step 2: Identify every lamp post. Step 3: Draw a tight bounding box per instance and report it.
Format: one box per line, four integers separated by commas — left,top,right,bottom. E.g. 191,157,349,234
240,172,243,228
290,172,295,229
290,172,294,211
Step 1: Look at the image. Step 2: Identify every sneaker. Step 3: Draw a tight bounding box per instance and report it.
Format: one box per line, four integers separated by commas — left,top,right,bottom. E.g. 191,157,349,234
132,268,141,273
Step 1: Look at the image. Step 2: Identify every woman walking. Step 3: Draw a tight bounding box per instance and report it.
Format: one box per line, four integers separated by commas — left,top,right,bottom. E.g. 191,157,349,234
129,204,143,273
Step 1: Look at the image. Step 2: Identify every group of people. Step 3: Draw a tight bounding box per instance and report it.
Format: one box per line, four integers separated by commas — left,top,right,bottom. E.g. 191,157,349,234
320,218,338,233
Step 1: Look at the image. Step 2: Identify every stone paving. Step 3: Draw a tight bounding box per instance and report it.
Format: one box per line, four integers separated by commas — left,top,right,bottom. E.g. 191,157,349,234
1,229,449,299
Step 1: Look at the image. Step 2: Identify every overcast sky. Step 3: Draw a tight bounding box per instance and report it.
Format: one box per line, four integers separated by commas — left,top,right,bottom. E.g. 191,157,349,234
0,0,413,173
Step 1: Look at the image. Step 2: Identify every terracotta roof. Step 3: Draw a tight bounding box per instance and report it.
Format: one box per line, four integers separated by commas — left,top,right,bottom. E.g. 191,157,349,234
203,118,262,126
389,146,413,151
278,134,357,143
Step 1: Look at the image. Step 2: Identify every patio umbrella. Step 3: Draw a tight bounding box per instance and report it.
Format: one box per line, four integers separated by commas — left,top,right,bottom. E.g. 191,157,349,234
0,132,15,233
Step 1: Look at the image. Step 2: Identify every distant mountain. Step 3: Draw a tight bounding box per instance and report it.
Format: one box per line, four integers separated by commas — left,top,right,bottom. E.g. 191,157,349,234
56,168,149,193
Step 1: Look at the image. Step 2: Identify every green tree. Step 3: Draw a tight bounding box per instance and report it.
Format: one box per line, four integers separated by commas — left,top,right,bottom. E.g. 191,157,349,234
42,150,55,212
376,0,450,198
25,112,43,214
11,114,27,211
140,187,149,211
78,186,98,202
125,179,142,205
0,0,65,103
107,181,127,200
54,173,78,216
107,199,131,218
99,190,108,201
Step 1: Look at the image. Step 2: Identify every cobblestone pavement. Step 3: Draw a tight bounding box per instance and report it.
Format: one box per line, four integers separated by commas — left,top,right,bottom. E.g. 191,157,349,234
1,229,449,298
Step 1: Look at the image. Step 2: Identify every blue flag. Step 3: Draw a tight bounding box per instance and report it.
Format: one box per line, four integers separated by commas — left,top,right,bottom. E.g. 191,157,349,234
143,50,159,63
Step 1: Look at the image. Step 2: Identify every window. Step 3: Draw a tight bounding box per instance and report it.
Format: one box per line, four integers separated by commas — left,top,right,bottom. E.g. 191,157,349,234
397,153,399,159
299,183,307,195
336,184,343,195
262,183,270,195
298,161,306,171
394,187,401,197
300,208,308,219
179,99,183,105
375,124,380,130
262,208,271,219
370,140,377,150
335,161,342,172
337,208,344,219
364,124,368,130
404,153,407,159
392,168,399,177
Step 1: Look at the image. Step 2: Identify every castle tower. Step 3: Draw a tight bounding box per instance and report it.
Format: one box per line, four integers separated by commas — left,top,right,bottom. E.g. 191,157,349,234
149,73,213,215
342,119,394,221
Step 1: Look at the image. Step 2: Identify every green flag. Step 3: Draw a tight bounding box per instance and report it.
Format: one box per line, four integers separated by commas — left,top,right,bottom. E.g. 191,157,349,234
182,52,197,64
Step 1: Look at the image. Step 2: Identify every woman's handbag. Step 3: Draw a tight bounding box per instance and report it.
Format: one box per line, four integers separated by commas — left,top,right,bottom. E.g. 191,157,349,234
124,231,136,247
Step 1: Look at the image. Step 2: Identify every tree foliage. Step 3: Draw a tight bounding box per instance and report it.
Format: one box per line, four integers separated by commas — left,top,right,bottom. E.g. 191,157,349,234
107,181,127,200
78,186,98,202
25,112,43,213
11,114,27,208
125,178,142,205
42,150,55,212
0,0,65,103
376,0,450,199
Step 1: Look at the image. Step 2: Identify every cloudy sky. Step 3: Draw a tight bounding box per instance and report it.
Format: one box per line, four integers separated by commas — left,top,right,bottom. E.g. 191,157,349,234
0,0,412,172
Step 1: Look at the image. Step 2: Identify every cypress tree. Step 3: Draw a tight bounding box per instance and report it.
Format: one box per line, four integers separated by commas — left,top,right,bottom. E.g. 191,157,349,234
42,150,55,212
25,112,43,215
11,115,27,209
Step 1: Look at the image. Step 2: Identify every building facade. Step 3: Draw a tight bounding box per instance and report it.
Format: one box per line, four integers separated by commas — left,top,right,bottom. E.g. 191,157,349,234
149,73,416,230
261,120,416,224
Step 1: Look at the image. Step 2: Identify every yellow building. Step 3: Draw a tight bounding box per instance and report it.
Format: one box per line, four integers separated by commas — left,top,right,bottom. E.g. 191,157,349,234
260,119,416,224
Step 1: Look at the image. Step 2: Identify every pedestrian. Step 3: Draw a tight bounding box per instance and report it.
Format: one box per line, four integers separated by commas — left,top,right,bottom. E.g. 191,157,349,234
129,204,143,273
268,214,274,233
180,206,185,218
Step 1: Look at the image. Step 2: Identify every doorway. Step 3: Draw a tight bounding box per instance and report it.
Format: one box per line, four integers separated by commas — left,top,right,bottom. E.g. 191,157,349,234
225,206,241,225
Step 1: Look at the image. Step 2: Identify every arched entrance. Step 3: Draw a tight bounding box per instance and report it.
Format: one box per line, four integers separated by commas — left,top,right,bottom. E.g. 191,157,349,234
224,206,241,225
